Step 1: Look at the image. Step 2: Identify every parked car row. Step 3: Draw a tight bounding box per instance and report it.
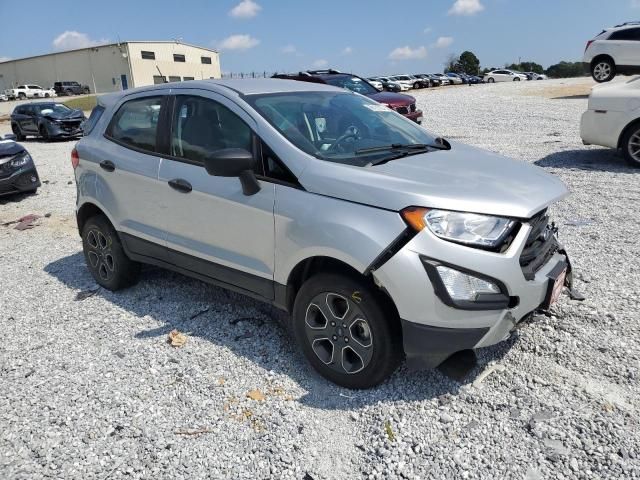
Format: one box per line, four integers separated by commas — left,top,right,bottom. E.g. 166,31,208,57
272,70,423,123
3,81,90,100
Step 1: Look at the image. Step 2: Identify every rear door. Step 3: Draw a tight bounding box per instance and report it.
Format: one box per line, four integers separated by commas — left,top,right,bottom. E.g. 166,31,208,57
609,28,640,66
157,90,276,299
98,92,169,251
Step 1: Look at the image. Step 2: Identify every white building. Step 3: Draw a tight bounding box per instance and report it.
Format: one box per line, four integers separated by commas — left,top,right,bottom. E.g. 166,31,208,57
0,41,221,93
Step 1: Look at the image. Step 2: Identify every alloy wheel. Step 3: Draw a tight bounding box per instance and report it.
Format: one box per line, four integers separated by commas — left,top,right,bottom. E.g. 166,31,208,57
86,229,116,282
593,62,611,81
627,128,640,165
304,292,373,375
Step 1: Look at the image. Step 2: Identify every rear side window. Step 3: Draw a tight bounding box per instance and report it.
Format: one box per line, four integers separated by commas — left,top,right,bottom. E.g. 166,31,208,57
170,95,253,164
609,28,640,41
106,96,163,152
83,105,105,136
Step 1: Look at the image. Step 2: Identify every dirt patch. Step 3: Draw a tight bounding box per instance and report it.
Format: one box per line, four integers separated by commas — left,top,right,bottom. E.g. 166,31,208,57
522,81,595,99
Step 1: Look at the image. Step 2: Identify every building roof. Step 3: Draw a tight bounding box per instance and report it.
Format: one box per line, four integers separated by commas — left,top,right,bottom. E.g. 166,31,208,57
0,41,219,65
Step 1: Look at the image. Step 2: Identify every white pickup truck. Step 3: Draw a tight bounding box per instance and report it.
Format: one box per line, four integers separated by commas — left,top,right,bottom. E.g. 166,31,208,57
4,84,47,100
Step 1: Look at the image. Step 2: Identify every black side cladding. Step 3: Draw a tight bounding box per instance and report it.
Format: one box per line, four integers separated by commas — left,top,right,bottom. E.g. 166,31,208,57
364,228,417,274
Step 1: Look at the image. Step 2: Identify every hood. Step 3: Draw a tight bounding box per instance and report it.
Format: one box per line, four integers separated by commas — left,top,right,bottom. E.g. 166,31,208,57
0,139,25,157
299,141,568,219
45,108,84,120
367,91,414,106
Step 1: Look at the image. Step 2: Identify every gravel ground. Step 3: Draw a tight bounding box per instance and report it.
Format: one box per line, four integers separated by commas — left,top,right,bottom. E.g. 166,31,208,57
0,77,639,480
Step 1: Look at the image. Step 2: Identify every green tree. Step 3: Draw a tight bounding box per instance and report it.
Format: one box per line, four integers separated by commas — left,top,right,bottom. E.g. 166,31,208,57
507,61,544,73
545,61,587,78
458,51,481,75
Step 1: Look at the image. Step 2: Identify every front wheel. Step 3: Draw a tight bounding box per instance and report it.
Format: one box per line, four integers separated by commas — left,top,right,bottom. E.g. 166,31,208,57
83,87,90,94
292,273,402,389
514,77,521,81
39,124,50,141
622,123,640,167
592,58,615,83
18,93,26,100
82,215,140,290
488,77,495,83
413,82,420,89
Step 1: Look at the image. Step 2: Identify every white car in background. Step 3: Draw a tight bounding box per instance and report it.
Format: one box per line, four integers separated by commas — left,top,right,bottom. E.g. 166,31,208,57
366,78,383,90
581,77,640,166
4,84,45,100
388,75,414,91
584,22,640,83
526,72,548,80
483,69,528,83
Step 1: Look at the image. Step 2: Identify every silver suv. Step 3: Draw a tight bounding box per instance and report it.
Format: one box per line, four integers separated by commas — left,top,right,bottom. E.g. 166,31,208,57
73,79,572,389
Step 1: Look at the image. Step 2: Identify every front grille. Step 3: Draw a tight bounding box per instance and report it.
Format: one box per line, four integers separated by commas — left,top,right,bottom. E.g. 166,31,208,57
395,106,409,115
519,209,557,280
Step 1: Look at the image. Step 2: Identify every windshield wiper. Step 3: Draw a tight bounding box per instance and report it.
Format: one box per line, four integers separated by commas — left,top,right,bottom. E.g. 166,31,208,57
355,143,431,155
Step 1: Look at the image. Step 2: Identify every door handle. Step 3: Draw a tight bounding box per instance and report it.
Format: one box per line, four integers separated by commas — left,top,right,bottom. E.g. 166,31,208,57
99,160,115,172
168,178,192,193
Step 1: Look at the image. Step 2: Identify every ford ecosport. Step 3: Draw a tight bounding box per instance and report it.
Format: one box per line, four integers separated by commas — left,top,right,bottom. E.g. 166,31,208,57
73,79,573,389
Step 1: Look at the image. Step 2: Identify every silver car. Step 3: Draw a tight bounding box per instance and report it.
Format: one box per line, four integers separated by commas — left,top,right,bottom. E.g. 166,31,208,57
73,79,572,389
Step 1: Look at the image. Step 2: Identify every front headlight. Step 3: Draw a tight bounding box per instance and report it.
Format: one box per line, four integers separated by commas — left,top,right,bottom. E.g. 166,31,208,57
402,207,516,248
10,152,32,168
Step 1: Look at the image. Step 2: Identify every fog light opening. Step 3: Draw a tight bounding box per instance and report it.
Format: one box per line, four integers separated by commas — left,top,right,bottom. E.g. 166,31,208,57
435,265,501,301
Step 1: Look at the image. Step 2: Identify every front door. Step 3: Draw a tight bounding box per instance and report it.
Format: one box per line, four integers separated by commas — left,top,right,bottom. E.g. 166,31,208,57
157,92,275,299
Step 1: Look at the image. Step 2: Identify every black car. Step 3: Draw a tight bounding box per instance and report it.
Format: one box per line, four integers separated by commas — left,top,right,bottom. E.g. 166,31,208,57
0,135,40,196
11,103,86,141
417,74,442,87
54,81,90,96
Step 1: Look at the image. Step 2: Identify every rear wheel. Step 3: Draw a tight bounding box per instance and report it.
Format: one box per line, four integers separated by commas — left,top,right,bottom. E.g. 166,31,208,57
621,122,640,168
11,123,25,141
292,273,402,389
592,58,615,83
82,215,140,290
83,87,90,94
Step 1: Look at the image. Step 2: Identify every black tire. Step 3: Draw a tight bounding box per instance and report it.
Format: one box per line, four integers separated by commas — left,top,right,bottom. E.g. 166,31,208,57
83,87,90,94
81,215,140,290
292,273,402,389
514,77,521,81
11,123,25,141
18,92,26,100
591,58,615,83
413,82,421,89
621,122,640,168
45,93,50,98
488,77,495,83
65,89,73,96
39,124,49,142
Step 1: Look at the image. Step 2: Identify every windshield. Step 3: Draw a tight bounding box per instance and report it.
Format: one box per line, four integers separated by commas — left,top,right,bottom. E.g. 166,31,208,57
322,76,378,95
246,91,438,167
33,104,71,115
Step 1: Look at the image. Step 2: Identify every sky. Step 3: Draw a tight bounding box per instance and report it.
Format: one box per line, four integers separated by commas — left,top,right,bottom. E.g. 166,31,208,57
0,0,639,76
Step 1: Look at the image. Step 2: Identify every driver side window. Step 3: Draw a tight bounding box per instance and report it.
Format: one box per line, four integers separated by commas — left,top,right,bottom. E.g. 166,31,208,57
170,95,253,164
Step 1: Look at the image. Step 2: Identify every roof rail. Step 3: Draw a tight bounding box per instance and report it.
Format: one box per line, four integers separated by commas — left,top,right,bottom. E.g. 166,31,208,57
613,21,640,27
306,69,342,74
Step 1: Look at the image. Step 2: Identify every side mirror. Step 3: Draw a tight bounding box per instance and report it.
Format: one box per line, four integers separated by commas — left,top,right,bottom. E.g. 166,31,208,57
204,148,260,196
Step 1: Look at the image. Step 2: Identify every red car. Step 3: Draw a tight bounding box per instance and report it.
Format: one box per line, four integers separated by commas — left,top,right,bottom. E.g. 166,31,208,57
272,70,423,124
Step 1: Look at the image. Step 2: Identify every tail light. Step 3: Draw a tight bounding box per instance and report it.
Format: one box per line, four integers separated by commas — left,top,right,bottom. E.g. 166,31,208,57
71,147,79,169
585,40,594,52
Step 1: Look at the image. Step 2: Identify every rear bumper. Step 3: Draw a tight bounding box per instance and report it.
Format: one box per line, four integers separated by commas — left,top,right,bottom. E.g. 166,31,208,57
580,109,626,149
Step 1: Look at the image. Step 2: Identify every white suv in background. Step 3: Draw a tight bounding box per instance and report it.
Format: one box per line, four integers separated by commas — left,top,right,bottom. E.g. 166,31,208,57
584,22,640,83
483,70,527,83
4,85,45,100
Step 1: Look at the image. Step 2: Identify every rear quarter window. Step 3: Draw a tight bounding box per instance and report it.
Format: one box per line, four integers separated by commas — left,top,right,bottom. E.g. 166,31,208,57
83,105,105,136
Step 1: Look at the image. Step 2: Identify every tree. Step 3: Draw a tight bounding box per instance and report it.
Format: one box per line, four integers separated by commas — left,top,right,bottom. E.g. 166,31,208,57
444,53,460,73
458,51,481,75
545,61,587,78
507,61,544,73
